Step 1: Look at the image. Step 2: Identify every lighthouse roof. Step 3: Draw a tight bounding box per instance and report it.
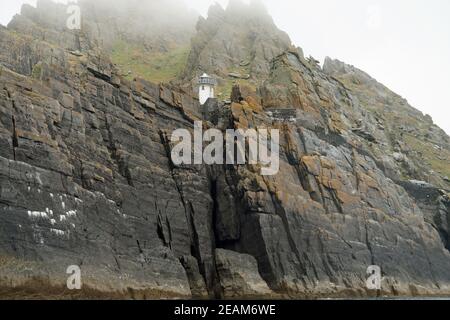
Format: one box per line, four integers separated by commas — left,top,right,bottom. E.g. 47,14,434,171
198,73,217,85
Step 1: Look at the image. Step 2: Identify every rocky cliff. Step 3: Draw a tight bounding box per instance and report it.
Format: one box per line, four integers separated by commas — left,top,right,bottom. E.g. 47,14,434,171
0,0,449,299
180,0,292,97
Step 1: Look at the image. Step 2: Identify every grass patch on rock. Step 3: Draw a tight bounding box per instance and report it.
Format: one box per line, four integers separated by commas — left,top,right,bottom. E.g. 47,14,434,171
111,39,189,84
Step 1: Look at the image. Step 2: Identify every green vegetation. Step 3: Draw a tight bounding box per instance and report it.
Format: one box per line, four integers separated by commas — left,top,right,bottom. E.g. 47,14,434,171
111,39,190,83
404,134,450,178
216,78,258,101
217,80,235,99
215,59,255,99
31,62,43,79
336,72,450,185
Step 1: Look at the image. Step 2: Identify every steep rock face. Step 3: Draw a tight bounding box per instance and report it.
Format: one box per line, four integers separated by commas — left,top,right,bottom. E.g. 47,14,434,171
215,249,273,298
0,0,449,299
6,0,87,52
7,0,198,83
0,22,217,298
323,58,450,189
181,0,292,97
215,51,450,296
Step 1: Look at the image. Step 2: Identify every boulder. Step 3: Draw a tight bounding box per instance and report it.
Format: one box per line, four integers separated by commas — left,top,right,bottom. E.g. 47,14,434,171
215,249,273,298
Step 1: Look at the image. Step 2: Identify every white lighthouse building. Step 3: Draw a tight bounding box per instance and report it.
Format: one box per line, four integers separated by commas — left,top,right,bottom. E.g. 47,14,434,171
198,73,217,105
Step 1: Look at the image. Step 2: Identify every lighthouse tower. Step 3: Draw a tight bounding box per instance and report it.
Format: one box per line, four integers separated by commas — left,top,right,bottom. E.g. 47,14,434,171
198,73,217,105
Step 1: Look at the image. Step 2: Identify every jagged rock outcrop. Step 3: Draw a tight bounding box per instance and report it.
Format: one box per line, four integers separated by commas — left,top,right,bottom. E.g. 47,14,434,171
215,249,273,298
8,0,198,52
0,0,449,299
0,15,214,297
181,0,292,97
323,57,450,189
7,0,198,84
204,53,450,297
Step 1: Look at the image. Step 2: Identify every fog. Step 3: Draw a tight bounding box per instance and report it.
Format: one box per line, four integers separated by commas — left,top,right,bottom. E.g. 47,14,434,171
1,0,449,134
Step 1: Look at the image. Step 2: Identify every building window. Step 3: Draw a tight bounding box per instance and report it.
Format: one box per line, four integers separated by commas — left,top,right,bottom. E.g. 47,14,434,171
202,86,205,90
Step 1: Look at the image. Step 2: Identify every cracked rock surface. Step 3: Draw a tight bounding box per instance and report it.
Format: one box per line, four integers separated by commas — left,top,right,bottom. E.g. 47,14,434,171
0,0,449,299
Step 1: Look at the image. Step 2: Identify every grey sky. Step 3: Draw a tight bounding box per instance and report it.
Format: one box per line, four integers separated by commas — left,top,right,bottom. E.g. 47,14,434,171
1,0,449,134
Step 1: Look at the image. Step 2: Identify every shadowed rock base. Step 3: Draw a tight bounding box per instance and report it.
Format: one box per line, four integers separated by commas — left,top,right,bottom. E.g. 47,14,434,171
0,0,449,300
